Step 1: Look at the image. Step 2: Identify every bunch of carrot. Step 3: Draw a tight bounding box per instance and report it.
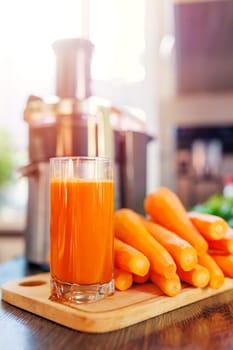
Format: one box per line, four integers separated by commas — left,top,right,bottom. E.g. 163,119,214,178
114,186,233,296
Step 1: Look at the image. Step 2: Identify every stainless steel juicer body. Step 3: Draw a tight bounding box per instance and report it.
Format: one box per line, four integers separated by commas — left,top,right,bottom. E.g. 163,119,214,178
22,38,153,265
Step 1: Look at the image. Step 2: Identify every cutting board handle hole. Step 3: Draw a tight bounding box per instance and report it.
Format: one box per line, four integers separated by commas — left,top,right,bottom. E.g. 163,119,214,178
19,280,46,287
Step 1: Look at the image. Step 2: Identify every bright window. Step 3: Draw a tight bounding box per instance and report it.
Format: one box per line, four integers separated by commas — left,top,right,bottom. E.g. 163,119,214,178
90,0,145,82
0,0,147,129
0,0,159,230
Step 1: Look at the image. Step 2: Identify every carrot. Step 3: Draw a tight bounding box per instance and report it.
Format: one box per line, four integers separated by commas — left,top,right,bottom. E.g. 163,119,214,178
188,212,228,240
133,272,150,284
114,237,150,277
198,253,225,289
210,254,233,278
208,227,233,254
176,264,210,288
150,271,181,297
144,187,208,254
114,208,177,278
114,268,133,291
140,217,198,271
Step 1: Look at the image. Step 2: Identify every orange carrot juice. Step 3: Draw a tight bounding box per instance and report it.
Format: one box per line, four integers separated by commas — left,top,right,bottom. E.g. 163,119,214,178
50,178,114,285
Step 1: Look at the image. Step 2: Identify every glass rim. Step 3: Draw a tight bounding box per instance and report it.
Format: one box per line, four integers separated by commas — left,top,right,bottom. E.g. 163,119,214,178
49,156,112,163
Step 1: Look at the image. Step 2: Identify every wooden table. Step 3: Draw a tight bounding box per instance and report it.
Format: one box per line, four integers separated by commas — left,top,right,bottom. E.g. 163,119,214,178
1,257,233,349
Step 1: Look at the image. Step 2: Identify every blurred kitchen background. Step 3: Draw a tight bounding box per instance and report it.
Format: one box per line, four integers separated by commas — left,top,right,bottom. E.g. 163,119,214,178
2,0,233,263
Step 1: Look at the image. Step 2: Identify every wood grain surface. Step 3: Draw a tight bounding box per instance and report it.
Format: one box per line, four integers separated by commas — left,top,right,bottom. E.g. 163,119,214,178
2,272,233,333
2,258,233,349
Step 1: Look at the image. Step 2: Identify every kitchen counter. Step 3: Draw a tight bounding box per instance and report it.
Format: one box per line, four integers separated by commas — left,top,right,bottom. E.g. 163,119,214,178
1,257,233,349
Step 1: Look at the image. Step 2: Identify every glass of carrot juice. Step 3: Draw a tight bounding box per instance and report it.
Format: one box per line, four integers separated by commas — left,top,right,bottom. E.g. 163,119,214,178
49,156,114,303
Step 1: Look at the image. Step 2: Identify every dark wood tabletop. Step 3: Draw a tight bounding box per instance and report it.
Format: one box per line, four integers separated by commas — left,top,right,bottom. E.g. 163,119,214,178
1,257,233,350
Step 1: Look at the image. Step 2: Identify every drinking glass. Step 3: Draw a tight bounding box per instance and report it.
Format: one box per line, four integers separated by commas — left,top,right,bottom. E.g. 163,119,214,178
49,156,114,303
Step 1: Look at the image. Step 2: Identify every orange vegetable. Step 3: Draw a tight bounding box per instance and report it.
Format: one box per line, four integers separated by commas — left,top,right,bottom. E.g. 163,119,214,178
133,272,150,284
176,264,210,288
198,253,225,289
114,237,150,277
208,227,233,254
114,208,177,278
188,212,228,240
150,271,181,297
144,187,208,254
140,218,198,271
114,268,133,291
210,254,233,278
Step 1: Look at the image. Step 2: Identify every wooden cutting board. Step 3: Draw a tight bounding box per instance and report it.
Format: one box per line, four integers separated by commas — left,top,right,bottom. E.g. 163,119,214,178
2,273,233,333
